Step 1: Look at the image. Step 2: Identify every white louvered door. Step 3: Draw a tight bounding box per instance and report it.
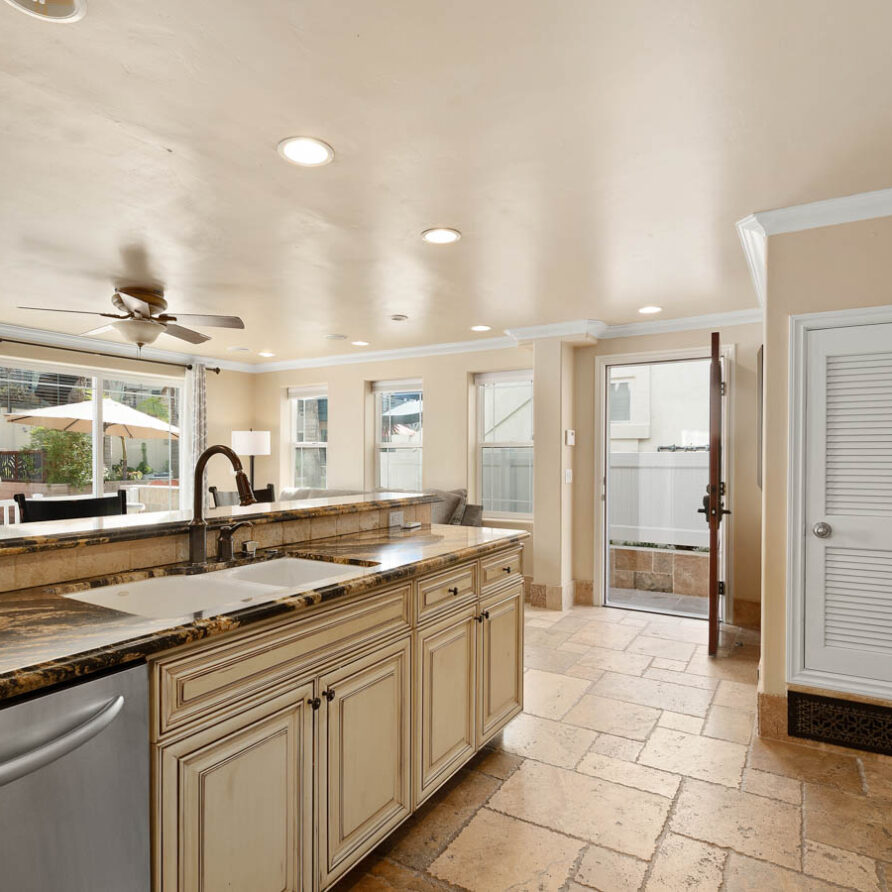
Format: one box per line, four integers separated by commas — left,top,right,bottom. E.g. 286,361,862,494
804,323,892,684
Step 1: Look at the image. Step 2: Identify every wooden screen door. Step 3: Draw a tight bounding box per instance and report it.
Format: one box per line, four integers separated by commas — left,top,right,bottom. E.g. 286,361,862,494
706,332,729,655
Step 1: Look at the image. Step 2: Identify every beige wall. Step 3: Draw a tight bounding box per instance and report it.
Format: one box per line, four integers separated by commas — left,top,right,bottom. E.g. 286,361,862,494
572,323,764,621
205,369,257,492
762,216,892,696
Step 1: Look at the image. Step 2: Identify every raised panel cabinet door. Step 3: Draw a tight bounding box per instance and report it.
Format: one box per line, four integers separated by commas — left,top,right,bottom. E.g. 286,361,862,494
414,606,477,806
156,684,314,892
477,583,524,746
318,637,411,887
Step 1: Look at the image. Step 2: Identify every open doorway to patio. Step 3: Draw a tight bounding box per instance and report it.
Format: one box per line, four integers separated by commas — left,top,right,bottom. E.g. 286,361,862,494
602,354,722,620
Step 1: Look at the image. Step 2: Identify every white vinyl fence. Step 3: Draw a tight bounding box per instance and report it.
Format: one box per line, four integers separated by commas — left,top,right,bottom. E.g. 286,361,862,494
608,451,709,548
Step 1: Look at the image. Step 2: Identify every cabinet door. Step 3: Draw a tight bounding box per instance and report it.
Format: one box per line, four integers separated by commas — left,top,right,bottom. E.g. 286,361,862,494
156,683,315,892
414,606,477,806
318,637,411,887
477,583,524,746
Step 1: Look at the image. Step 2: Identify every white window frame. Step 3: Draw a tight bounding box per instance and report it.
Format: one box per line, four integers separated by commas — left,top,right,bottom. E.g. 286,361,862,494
0,354,186,511
475,370,534,520
287,385,328,490
373,378,423,491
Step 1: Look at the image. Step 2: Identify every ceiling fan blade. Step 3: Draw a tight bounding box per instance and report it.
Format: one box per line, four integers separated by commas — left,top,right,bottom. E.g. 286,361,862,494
162,323,211,345
158,313,245,329
114,291,153,317
18,306,123,318
80,324,115,337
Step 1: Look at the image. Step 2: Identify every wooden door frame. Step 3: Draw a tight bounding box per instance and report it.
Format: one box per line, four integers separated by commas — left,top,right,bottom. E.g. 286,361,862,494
787,305,892,698
595,345,736,620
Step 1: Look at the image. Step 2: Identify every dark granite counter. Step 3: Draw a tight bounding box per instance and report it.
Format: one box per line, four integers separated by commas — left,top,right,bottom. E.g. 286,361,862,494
0,524,528,702
0,491,436,556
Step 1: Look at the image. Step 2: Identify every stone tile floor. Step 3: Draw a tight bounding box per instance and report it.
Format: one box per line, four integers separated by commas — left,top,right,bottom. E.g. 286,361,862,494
335,604,892,891
607,588,708,618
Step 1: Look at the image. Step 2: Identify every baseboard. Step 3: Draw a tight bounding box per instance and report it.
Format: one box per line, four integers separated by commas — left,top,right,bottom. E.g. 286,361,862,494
732,599,760,629
527,580,575,610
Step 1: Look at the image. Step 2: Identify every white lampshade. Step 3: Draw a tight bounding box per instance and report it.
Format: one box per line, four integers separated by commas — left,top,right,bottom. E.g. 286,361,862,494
231,429,271,456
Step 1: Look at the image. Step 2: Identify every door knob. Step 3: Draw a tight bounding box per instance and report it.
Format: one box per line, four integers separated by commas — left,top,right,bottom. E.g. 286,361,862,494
812,522,832,539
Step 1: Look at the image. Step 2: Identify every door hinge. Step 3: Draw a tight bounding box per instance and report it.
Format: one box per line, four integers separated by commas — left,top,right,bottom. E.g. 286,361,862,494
718,581,726,596
720,381,727,396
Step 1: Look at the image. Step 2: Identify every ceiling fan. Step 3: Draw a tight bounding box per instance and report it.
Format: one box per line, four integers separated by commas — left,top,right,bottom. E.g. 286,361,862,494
18,287,245,348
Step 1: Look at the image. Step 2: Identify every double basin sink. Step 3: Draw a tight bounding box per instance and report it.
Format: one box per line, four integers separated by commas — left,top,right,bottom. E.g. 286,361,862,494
64,556,374,619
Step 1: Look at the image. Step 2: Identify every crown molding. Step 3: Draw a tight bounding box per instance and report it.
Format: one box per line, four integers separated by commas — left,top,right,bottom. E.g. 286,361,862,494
600,307,763,340
737,186,892,306
504,319,608,343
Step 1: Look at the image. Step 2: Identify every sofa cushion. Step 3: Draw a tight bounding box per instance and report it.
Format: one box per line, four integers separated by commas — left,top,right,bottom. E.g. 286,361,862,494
426,488,467,524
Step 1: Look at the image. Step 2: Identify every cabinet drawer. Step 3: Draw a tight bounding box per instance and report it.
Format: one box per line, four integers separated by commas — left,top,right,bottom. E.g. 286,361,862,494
480,548,523,593
415,563,477,623
152,584,410,739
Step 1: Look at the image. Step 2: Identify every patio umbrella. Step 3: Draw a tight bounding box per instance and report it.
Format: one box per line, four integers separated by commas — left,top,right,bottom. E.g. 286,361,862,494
4,398,179,479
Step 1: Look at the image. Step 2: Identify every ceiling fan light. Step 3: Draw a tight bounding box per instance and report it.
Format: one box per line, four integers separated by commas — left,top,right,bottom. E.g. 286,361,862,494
113,318,163,347
3,0,86,22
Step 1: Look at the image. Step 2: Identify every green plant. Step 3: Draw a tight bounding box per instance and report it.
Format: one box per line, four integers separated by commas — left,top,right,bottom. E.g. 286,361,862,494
136,395,170,422
27,427,92,488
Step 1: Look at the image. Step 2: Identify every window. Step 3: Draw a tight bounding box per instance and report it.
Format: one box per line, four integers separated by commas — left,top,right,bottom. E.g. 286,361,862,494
609,381,631,421
476,371,533,516
374,380,423,491
288,386,328,489
0,359,183,518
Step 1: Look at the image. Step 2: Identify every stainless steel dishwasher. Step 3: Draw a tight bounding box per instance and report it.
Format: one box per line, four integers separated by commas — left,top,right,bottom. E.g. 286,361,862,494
0,663,150,892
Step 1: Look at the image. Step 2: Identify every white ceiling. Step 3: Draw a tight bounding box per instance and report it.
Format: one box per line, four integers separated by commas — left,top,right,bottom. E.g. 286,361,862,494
1,0,891,361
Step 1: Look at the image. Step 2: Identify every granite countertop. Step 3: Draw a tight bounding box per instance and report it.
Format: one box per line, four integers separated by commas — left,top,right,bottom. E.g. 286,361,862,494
0,524,528,702
0,491,436,556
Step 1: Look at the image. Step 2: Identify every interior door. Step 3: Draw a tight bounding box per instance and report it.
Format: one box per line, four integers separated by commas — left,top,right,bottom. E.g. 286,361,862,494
706,332,729,655
803,323,892,685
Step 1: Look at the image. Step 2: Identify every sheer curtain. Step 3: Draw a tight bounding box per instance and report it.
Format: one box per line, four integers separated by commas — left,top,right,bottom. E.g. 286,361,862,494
183,363,207,514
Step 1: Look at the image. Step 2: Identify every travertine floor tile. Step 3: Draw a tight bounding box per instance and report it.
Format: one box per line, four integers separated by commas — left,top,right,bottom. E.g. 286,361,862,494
702,704,754,745
804,840,881,892
378,769,500,870
741,768,801,805
563,693,660,740
526,627,574,649
500,712,596,769
805,783,892,861
860,758,892,801
749,737,863,793
489,761,670,859
569,606,628,624
650,657,688,672
334,856,444,891
657,711,704,734
641,619,708,645
645,833,725,891
685,654,759,685
626,635,698,662
724,853,837,891
575,645,653,676
592,672,713,717
522,668,591,720
644,666,718,690
589,733,644,762
525,644,582,673
577,751,680,798
469,746,524,780
429,808,582,892
712,679,757,711
567,622,640,651
564,664,606,683
639,728,746,787
574,845,647,892
671,779,801,868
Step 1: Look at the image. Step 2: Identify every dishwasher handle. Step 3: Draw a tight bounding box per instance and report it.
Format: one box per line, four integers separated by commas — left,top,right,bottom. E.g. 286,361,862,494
0,695,124,788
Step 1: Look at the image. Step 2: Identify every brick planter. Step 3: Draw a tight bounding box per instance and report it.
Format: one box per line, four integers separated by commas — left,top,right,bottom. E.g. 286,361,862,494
609,545,708,598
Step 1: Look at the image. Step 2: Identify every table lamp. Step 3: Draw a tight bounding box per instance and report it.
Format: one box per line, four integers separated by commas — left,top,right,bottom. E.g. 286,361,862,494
231,429,271,488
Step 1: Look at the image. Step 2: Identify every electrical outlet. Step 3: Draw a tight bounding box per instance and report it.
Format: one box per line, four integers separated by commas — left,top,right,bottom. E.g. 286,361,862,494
389,510,404,528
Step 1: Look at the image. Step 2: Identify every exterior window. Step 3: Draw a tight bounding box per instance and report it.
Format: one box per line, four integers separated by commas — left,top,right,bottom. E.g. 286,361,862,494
476,371,533,516
0,360,183,521
289,389,328,489
374,380,423,491
609,381,631,422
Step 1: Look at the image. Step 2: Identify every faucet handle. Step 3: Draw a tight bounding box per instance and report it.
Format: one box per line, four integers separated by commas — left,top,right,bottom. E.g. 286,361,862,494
219,520,254,538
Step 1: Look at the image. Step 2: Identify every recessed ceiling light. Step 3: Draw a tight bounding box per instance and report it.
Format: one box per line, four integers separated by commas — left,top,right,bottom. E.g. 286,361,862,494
277,136,334,167
325,333,347,340
3,0,86,22
638,306,663,315
421,228,461,245
390,314,409,322
470,324,491,332
258,351,275,358
227,346,250,353
351,340,369,347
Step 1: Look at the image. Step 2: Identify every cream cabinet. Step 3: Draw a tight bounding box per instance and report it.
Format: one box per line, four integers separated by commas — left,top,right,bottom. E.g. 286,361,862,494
317,638,411,887
151,544,524,892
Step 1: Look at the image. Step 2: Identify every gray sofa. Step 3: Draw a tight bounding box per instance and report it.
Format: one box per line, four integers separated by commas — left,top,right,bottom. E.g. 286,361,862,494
279,487,483,526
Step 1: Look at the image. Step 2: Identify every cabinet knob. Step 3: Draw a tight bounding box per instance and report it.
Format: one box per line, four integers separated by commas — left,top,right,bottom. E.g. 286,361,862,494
323,689,336,702
476,613,485,623
502,566,512,573
308,697,321,710
448,586,459,596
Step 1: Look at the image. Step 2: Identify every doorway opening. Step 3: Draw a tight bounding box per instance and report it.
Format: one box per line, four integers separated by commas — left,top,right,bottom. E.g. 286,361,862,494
603,355,723,620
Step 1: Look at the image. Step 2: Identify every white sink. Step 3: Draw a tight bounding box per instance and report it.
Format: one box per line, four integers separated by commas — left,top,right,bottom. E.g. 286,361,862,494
64,574,280,619
228,557,369,588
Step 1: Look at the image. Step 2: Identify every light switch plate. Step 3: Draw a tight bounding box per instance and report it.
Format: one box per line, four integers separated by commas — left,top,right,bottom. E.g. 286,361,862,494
565,429,576,446
564,469,573,483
